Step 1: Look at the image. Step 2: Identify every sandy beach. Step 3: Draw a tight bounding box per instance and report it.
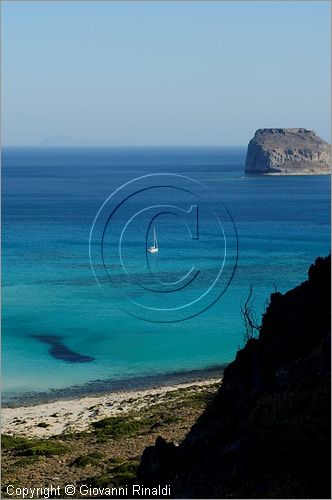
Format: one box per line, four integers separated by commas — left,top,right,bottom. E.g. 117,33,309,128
2,378,222,439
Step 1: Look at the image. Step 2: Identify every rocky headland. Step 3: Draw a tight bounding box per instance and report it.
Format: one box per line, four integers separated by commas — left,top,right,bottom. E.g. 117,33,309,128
245,128,331,175
138,255,331,498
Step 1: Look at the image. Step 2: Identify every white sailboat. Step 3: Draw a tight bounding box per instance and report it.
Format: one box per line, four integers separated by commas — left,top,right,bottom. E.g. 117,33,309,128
148,227,158,254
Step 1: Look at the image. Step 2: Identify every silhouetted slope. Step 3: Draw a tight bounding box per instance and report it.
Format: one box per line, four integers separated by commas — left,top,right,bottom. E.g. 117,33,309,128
139,256,331,498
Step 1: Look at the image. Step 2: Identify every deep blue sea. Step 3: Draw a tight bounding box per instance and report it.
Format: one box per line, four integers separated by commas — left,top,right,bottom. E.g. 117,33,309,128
2,147,330,403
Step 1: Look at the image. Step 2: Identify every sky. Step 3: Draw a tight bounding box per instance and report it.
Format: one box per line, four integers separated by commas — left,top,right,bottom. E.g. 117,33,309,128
1,1,331,146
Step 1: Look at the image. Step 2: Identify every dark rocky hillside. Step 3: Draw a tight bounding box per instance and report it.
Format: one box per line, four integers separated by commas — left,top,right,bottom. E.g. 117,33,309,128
138,256,331,498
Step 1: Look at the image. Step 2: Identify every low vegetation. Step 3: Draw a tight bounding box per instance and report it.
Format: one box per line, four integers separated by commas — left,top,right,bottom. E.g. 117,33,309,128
71,452,103,467
84,461,139,489
1,383,219,498
92,416,149,440
2,435,69,457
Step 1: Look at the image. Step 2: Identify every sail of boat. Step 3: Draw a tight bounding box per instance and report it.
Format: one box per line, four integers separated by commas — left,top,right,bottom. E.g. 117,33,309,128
148,227,158,254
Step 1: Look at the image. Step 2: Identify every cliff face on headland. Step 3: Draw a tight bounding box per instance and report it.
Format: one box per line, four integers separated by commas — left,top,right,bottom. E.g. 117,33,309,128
245,128,331,174
138,256,331,498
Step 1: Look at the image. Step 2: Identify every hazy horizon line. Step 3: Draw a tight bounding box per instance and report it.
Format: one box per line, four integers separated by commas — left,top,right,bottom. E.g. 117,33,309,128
2,144,247,148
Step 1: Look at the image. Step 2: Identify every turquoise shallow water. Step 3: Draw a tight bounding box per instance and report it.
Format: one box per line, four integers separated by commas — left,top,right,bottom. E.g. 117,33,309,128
2,147,330,403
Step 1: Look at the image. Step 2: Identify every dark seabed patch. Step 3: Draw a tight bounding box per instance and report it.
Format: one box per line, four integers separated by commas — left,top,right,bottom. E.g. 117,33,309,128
32,335,95,363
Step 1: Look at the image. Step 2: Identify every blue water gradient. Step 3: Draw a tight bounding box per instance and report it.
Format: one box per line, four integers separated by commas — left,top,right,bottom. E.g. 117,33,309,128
2,147,330,402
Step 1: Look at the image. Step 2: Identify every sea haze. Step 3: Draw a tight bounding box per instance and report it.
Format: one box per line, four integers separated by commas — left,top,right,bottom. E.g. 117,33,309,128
2,146,330,403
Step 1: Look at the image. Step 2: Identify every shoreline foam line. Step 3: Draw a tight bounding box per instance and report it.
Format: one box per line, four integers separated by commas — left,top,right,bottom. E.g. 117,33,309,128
2,364,227,408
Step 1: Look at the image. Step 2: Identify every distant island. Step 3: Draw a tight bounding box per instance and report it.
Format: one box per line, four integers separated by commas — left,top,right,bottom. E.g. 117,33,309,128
245,128,331,175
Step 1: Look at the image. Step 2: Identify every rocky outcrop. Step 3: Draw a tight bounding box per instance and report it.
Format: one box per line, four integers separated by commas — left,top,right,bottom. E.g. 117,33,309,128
245,128,331,174
138,256,331,498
